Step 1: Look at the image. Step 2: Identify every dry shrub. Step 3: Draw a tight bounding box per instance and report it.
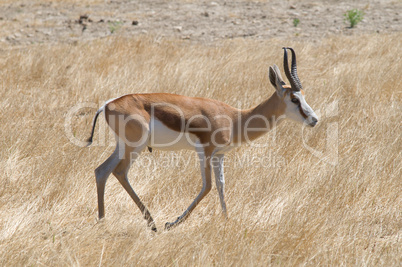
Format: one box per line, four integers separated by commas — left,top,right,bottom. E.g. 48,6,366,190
0,33,400,266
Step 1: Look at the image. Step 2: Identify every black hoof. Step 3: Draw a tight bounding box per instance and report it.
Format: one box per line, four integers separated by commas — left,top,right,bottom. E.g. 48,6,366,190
165,222,172,231
148,222,157,232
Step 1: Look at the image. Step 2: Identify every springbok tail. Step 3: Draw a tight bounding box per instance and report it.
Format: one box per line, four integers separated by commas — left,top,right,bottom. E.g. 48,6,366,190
86,106,105,147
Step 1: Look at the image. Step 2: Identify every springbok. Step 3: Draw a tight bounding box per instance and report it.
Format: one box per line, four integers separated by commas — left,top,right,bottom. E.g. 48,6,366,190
86,47,318,231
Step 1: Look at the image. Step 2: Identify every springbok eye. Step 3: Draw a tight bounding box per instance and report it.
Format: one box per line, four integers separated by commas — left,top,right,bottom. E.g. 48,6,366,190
291,98,300,104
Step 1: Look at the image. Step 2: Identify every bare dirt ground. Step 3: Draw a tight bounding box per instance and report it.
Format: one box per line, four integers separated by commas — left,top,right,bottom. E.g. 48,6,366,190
0,0,401,46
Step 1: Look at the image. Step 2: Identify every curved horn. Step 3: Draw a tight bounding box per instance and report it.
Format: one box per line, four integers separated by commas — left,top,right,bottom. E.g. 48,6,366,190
288,47,303,90
282,47,299,91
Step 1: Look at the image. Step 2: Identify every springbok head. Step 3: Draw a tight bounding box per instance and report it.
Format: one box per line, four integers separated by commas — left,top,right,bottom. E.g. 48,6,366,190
269,47,318,127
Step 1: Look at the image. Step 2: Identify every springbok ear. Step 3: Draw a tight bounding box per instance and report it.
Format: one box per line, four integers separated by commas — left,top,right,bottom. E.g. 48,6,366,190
269,65,286,98
269,66,277,88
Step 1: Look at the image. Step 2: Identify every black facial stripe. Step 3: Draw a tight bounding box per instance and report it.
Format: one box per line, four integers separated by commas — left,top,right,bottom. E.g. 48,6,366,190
291,93,308,119
298,104,308,119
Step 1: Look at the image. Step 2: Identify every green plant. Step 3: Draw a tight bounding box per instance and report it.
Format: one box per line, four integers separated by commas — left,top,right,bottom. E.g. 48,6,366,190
108,21,123,34
344,9,364,28
293,18,300,27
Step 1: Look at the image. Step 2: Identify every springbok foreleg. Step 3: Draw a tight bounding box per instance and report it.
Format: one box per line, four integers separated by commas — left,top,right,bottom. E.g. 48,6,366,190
212,154,227,218
165,148,212,230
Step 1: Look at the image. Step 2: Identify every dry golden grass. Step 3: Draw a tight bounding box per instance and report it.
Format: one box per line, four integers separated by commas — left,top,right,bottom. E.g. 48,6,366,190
0,33,401,266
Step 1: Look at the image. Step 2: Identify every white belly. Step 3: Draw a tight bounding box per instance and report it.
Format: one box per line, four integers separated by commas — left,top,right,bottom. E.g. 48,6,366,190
148,117,198,151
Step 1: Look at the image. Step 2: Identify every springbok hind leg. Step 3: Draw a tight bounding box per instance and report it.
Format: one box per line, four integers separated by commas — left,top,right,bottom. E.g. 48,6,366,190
112,145,157,232
95,146,121,220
